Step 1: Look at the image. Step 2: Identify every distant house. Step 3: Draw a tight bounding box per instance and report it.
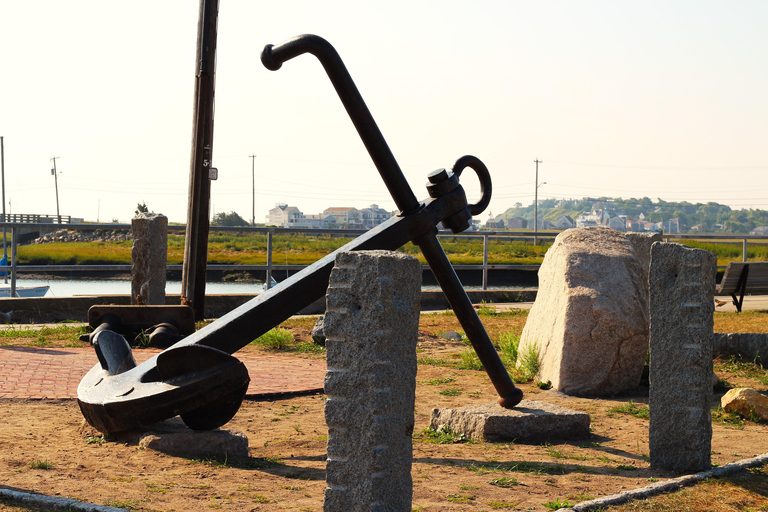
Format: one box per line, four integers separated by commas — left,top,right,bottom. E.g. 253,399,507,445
322,207,363,229
750,226,768,235
626,219,645,232
360,204,392,229
667,218,680,234
506,217,527,229
644,221,662,233
266,203,310,228
555,215,574,230
607,216,626,232
304,214,337,229
485,217,505,229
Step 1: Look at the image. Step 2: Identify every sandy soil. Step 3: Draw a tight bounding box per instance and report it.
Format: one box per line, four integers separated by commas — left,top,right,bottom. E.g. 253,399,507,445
1,334,767,512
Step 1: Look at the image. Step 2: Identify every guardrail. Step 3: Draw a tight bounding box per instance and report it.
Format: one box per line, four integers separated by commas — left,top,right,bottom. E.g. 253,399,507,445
0,222,766,296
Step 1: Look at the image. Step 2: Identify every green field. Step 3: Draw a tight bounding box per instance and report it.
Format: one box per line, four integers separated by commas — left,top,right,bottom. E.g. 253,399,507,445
14,231,768,268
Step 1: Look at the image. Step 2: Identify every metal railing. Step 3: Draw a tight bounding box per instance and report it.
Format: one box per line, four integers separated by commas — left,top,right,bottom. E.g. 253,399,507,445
1,222,766,295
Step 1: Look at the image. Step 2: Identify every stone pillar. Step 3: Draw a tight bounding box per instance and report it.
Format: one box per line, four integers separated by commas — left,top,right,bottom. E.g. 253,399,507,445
131,213,168,305
323,250,421,512
649,242,716,472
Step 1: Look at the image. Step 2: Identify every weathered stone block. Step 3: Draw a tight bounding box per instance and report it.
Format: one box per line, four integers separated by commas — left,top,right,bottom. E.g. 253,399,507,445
517,226,649,395
649,242,715,472
139,429,248,459
131,213,168,305
430,400,590,442
323,250,421,512
721,388,768,421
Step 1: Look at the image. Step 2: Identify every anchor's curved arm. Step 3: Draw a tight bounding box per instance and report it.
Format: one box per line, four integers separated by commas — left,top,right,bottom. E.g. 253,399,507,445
262,34,420,215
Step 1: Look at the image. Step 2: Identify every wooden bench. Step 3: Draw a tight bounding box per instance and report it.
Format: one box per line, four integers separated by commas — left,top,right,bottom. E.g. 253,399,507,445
715,261,768,312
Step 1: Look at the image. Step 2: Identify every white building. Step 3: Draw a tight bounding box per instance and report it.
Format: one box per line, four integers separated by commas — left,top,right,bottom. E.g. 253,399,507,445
266,203,310,228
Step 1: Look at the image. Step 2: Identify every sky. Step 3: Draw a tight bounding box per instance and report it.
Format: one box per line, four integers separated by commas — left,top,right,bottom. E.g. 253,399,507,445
1,1,766,225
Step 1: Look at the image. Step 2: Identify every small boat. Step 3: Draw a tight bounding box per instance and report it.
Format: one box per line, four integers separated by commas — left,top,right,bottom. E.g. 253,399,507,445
0,285,50,298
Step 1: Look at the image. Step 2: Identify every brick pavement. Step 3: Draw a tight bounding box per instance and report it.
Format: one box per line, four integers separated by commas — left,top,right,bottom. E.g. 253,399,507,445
0,346,326,400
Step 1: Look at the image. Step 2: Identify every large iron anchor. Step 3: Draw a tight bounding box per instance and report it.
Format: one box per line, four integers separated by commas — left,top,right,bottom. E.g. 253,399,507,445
77,34,522,434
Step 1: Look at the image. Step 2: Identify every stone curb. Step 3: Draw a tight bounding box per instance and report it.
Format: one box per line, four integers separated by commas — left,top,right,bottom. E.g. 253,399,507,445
0,487,128,511
557,452,768,511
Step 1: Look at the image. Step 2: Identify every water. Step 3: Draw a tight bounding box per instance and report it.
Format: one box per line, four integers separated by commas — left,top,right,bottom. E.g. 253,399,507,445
9,278,264,297
9,278,522,297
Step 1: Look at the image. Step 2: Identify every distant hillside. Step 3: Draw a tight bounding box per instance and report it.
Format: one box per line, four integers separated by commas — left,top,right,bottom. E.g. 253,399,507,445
496,197,768,234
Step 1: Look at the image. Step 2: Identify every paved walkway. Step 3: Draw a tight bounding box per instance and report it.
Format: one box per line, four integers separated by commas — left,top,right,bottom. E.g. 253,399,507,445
0,346,326,400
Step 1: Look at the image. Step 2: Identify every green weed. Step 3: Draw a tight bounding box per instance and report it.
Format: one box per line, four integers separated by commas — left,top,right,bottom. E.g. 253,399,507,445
488,477,520,487
607,400,650,420
251,327,294,350
418,424,469,444
544,498,572,509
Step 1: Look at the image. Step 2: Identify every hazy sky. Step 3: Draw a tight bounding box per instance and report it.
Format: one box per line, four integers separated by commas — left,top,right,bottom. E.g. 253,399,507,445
1,1,766,224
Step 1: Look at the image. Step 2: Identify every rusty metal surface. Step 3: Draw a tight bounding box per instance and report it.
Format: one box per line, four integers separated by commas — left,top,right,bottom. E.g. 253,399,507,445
78,34,522,434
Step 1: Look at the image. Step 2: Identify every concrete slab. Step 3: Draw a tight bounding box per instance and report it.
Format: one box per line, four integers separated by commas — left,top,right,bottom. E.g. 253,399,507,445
430,400,590,443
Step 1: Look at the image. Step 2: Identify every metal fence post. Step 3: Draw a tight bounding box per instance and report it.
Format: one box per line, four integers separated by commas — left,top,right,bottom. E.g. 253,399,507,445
743,238,748,262
266,229,274,289
482,233,489,291
10,226,17,297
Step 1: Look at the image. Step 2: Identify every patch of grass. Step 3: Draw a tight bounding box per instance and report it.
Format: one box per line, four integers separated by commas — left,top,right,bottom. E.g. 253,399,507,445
85,436,105,444
475,301,498,315
250,327,294,350
439,387,462,397
463,460,567,476
488,477,520,487
544,498,572,509
104,499,139,510
715,355,768,385
608,400,650,420
609,467,768,511
498,332,520,366
485,501,520,509
516,342,541,382
457,348,483,370
28,459,53,470
417,424,469,444
423,376,455,385
418,356,449,367
445,493,474,503
537,380,553,390
711,406,746,429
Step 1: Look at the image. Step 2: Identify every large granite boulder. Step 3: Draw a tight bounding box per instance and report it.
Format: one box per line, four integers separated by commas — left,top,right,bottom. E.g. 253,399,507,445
518,226,649,395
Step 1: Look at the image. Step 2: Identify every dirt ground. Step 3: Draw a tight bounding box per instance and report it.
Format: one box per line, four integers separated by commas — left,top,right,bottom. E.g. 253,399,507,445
1,326,767,511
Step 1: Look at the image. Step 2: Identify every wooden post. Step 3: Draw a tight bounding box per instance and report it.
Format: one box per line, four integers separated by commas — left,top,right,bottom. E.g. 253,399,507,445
181,0,219,319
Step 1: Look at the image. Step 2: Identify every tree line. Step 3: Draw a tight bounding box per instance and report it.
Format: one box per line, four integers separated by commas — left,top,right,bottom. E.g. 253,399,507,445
497,197,768,234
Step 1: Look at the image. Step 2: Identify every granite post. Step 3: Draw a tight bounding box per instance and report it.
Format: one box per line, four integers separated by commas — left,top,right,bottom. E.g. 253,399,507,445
649,242,716,472
131,213,168,305
323,250,421,512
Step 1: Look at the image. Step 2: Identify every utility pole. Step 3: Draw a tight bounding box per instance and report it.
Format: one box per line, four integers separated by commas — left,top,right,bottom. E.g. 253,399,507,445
249,154,256,226
51,156,61,224
181,0,219,320
534,159,542,246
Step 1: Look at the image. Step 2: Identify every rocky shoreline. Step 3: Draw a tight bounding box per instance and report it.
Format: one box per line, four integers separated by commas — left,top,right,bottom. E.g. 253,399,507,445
30,228,131,244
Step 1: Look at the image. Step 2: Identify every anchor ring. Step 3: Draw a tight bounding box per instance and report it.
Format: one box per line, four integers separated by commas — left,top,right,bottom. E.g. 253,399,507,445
451,155,492,216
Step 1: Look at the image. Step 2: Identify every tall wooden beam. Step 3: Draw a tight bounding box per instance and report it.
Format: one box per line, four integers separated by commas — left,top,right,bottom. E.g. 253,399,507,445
181,0,219,319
